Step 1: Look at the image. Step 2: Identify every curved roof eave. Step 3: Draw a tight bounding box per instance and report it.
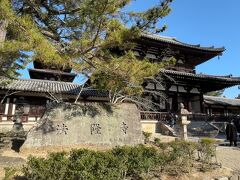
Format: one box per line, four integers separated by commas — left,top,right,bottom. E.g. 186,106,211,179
160,69,240,83
140,33,225,53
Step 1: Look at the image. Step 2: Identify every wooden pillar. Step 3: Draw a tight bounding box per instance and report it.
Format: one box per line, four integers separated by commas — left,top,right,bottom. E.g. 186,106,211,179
176,85,180,111
0,99,5,122
224,106,228,116
4,98,9,116
186,87,192,111
12,98,16,116
199,92,204,113
207,107,210,115
165,83,171,112
7,98,13,121
209,105,212,115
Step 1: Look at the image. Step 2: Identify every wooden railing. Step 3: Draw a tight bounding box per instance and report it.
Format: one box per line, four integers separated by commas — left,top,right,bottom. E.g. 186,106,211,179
140,111,240,122
140,111,169,121
187,114,240,122
186,113,209,121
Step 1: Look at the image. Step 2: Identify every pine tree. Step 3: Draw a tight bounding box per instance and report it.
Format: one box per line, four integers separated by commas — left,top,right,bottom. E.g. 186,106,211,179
1,0,174,107
0,0,61,78
205,89,224,97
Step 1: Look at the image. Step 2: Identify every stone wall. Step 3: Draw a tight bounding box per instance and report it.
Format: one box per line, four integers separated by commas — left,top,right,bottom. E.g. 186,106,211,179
23,102,143,148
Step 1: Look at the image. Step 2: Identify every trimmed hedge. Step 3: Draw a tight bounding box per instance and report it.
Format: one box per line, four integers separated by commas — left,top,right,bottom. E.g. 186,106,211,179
20,140,217,180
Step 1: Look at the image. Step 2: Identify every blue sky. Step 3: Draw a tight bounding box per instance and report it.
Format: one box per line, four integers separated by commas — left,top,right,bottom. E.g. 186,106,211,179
19,0,240,98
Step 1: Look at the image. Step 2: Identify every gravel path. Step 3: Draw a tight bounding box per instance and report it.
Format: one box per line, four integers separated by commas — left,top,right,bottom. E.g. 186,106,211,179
0,156,25,167
0,156,26,179
216,146,240,175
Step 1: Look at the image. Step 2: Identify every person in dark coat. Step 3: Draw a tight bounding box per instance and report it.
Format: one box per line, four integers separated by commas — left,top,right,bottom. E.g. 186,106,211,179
166,113,175,128
226,120,238,146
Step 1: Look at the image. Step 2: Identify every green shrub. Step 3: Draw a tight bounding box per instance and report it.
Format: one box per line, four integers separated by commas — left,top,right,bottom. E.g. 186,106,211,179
198,138,217,164
67,149,123,180
154,137,161,146
23,152,69,180
22,145,163,180
20,140,218,179
142,131,152,144
112,145,163,178
163,140,197,174
3,167,18,180
126,145,158,175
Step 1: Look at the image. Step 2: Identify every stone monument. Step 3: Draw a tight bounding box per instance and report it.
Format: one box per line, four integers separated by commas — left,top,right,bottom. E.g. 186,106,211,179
23,102,143,148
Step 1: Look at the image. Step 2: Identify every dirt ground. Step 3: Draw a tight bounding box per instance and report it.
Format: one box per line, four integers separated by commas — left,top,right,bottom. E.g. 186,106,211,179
0,144,240,179
161,168,233,180
0,144,112,179
216,146,240,175
0,156,26,179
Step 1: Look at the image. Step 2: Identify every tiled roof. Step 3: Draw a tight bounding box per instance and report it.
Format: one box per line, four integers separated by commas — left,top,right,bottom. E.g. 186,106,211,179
29,68,77,76
160,69,240,83
81,89,108,97
204,95,240,106
0,78,81,94
0,78,107,97
141,33,225,52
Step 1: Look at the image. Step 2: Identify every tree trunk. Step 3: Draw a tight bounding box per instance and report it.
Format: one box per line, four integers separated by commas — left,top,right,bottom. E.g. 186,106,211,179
0,20,7,45
0,20,7,72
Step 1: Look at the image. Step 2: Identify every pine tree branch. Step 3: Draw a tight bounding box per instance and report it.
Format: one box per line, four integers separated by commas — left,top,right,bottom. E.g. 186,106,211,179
42,1,81,15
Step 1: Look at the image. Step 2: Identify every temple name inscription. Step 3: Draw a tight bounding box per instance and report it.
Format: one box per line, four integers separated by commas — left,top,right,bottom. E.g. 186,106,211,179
89,122,129,135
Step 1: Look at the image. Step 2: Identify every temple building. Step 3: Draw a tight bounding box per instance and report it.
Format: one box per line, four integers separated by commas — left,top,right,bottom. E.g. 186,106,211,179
29,61,77,82
0,60,105,130
204,95,240,117
137,34,240,115
0,33,240,131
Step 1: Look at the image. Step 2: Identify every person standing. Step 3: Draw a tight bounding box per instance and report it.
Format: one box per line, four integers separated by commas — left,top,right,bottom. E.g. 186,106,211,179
226,120,238,146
